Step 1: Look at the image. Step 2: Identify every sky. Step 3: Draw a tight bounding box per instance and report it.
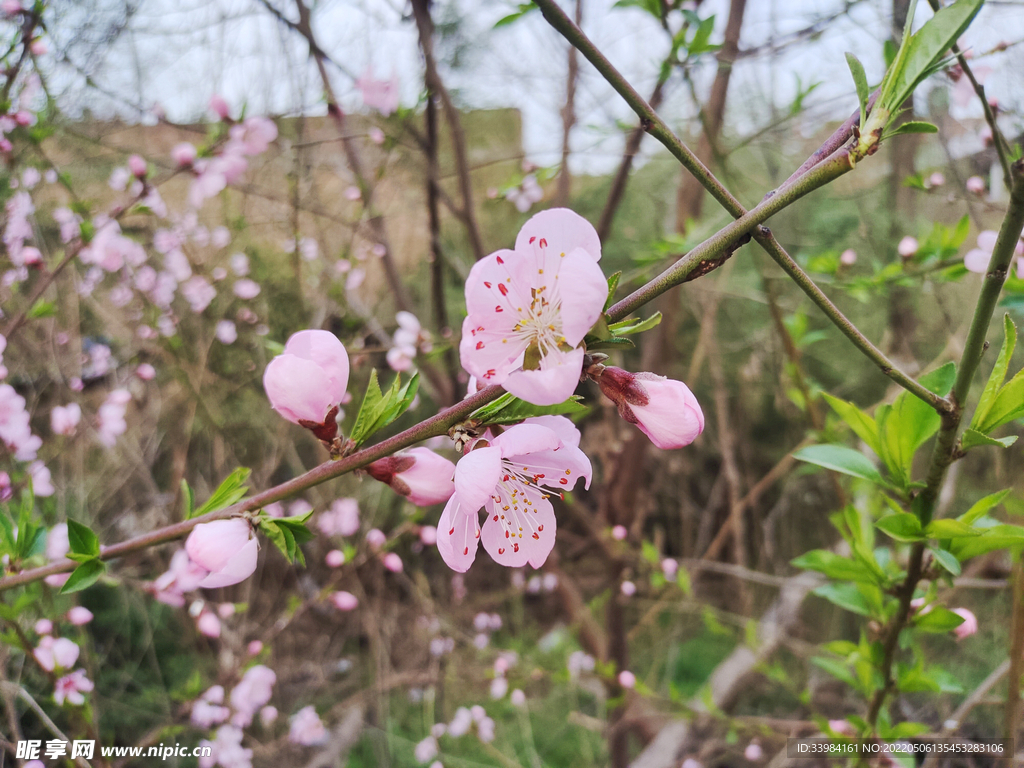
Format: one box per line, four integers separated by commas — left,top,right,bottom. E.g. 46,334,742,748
32,0,1024,175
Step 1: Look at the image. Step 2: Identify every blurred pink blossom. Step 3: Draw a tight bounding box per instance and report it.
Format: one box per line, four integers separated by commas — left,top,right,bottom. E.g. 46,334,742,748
54,669,93,706
617,670,636,689
325,549,345,567
209,94,230,120
34,636,79,671
331,591,359,611
356,68,400,116
67,606,93,625
216,320,238,345
51,403,81,435
318,498,360,537
953,607,978,639
289,705,328,745
366,528,387,549
382,552,403,573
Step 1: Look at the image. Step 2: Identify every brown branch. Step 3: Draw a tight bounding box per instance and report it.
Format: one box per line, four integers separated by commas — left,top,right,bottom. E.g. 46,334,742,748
410,0,486,261
554,0,582,207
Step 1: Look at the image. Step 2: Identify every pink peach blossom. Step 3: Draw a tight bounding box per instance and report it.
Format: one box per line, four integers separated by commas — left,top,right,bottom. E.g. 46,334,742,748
248,640,263,656
185,518,259,588
597,367,704,449
128,154,146,177
136,363,156,380
419,525,438,546
840,248,857,266
611,525,627,541
460,209,606,406
172,142,197,166
366,447,455,506
897,236,919,258
617,670,636,689
366,528,387,549
34,619,52,635
196,611,221,637
34,636,79,671
966,175,986,195
263,330,349,427
382,552,403,573
437,417,590,572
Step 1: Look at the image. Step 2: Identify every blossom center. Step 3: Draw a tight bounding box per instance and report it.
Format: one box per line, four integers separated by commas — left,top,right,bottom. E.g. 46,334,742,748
513,285,569,362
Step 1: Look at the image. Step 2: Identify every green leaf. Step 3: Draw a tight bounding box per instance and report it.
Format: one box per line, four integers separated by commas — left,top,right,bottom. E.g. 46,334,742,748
60,559,105,594
950,524,1024,560
349,371,420,446
350,369,386,445
822,393,882,457
813,583,871,616
924,519,980,539
612,0,662,19
876,363,955,487
28,299,56,319
66,519,101,557
811,656,858,689
845,52,870,130
883,120,939,139
604,272,621,311
493,2,536,28
792,444,885,485
880,0,984,117
959,488,1011,526
914,605,965,633
973,315,1016,433
607,312,662,336
876,512,924,542
469,392,588,427
929,547,961,577
194,467,251,518
961,428,1018,450
181,479,196,519
792,550,876,583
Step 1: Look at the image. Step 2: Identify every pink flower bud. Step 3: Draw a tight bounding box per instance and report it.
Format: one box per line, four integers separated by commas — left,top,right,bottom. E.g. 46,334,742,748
366,447,455,505
927,172,945,188
382,552,403,573
245,640,263,656
840,248,857,266
171,142,197,167
263,330,349,433
365,528,386,549
661,558,678,579
217,602,235,618
325,549,345,567
196,611,221,637
617,670,636,689
136,363,156,380
611,525,627,541
897,236,919,258
34,618,52,635
209,94,230,120
67,606,93,625
744,743,764,761
597,367,704,450
184,518,259,588
331,591,359,611
620,580,636,596
510,688,526,706
128,154,147,178
260,705,278,726
952,607,977,639
419,525,438,546
966,175,986,195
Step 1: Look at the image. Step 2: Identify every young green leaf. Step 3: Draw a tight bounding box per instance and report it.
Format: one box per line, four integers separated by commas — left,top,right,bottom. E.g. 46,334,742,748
791,550,876,583
181,478,196,520
604,272,622,311
958,488,1011,526
349,369,386,445
469,392,587,427
194,468,251,518
822,393,882,457
883,121,939,139
792,444,886,486
961,429,1018,451
813,582,872,616
845,52,870,130
60,559,105,594
973,316,1016,429
876,513,924,543
914,605,965,633
607,312,663,336
924,519,980,539
950,524,1024,560
929,547,961,577
67,519,101,558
